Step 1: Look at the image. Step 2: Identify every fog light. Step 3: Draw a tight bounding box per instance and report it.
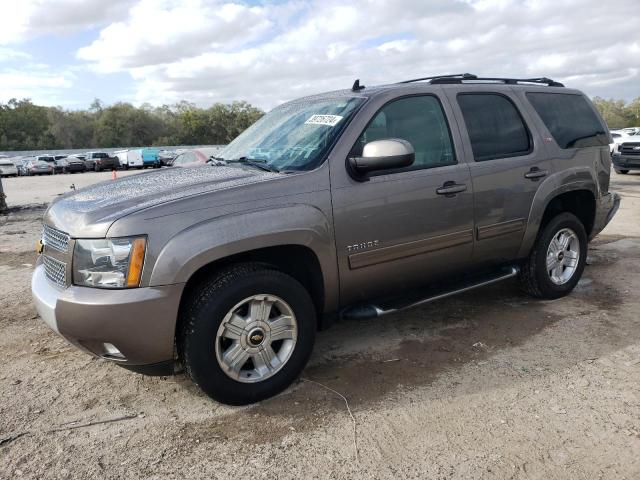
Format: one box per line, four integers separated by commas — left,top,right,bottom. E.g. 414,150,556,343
102,342,125,360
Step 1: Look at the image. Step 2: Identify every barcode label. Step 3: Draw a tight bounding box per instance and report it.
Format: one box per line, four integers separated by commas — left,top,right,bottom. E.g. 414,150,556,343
305,114,343,127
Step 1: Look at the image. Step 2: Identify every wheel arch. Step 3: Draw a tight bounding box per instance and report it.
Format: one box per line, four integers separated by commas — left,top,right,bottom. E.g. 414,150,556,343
518,178,597,258
149,205,339,326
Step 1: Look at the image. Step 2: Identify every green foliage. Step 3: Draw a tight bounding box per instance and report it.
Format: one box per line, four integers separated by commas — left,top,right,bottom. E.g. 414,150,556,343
0,98,264,151
592,97,640,130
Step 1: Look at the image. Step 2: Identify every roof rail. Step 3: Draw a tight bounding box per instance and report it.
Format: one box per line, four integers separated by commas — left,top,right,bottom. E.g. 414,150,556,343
399,74,564,87
398,73,477,84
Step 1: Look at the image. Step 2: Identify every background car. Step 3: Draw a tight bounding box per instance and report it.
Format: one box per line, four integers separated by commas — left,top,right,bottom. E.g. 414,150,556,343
610,131,634,154
113,149,129,168
17,158,33,176
141,147,161,168
170,147,220,168
85,152,119,171
0,157,19,177
55,156,86,174
159,149,176,166
25,159,53,175
36,155,57,172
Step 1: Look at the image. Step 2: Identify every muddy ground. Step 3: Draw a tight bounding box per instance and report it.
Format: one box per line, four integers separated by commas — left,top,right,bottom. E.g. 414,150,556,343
1,172,639,479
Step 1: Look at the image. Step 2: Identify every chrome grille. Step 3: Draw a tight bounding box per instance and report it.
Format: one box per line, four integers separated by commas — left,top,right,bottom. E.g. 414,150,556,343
620,143,640,156
42,224,69,253
42,254,66,287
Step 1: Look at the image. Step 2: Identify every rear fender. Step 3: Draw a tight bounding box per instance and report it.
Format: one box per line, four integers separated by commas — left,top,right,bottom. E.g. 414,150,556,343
517,167,597,258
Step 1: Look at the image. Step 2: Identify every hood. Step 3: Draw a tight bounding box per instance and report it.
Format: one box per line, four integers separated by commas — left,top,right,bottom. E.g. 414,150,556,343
45,165,279,237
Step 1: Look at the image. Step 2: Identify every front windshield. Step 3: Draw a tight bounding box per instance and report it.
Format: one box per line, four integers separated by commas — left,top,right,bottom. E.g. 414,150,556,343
217,96,364,171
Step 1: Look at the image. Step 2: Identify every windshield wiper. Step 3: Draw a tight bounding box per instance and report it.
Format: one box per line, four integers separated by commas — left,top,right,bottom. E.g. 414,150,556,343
226,157,280,173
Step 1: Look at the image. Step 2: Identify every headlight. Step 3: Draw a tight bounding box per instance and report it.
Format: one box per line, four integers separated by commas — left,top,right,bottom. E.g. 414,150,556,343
73,237,146,289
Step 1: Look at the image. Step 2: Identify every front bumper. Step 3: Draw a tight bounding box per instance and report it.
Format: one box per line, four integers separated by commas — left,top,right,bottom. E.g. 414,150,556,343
31,262,184,374
590,192,621,240
612,153,640,170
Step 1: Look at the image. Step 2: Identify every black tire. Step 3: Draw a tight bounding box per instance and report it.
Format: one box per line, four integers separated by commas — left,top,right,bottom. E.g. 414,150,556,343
615,169,629,174
179,263,316,405
519,212,587,299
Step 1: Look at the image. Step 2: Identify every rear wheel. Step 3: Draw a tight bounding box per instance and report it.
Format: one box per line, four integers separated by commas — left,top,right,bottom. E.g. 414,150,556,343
179,264,316,405
519,212,587,299
615,169,629,174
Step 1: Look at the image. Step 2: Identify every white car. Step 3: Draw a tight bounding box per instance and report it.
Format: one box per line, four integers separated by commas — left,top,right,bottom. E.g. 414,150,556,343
0,157,19,177
610,131,635,154
114,149,130,168
124,149,145,169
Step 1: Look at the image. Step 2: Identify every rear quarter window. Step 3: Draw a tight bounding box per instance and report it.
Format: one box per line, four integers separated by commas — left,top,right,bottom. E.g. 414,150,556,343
457,93,531,162
526,93,608,149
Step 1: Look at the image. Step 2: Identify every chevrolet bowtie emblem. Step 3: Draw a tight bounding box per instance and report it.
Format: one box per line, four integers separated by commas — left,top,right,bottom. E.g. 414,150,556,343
36,240,44,254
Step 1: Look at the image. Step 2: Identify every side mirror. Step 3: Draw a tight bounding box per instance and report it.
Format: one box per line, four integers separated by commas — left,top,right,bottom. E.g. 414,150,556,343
349,139,415,177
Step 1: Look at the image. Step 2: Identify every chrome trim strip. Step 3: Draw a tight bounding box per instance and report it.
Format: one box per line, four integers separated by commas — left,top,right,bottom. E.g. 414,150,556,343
476,218,525,241
348,229,473,270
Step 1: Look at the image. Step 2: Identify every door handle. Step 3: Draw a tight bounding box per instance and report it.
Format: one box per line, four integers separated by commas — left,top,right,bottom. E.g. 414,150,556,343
436,181,467,196
524,167,548,180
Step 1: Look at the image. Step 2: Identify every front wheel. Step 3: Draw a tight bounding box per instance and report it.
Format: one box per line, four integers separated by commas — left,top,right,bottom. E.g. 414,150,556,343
179,264,316,405
519,212,587,299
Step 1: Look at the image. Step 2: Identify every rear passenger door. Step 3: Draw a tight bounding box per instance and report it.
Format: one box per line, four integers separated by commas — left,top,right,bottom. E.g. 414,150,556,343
444,87,553,265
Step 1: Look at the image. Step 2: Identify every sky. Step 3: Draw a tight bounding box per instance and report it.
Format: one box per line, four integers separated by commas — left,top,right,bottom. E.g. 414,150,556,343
0,0,638,111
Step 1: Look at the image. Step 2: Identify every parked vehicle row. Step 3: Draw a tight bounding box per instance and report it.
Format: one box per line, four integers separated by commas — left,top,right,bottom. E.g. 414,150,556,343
0,148,181,178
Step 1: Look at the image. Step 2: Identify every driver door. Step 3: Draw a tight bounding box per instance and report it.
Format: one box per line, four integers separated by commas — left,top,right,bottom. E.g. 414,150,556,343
330,93,475,306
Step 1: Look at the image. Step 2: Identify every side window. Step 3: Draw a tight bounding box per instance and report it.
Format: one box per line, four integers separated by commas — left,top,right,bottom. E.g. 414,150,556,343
526,93,608,149
457,93,531,161
353,96,455,170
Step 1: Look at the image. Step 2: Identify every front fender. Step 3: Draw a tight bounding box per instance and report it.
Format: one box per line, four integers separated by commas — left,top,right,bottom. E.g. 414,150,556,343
149,204,338,311
517,167,597,258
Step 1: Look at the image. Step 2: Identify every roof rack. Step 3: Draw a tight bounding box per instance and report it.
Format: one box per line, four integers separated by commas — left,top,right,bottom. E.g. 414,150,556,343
399,73,564,87
398,73,476,84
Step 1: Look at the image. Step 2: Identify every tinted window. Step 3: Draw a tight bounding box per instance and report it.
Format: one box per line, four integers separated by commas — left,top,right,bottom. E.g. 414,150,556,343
457,94,531,161
353,95,455,170
527,93,608,149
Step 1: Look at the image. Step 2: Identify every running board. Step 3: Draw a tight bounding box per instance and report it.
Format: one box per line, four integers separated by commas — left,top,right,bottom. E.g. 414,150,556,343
341,266,519,320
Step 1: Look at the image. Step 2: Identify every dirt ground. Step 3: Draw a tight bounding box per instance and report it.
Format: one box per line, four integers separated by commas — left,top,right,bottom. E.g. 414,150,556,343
1,171,639,479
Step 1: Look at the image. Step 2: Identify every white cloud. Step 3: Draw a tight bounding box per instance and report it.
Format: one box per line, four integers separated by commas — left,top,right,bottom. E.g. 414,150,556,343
0,68,75,104
0,0,134,44
1,0,639,108
71,0,640,108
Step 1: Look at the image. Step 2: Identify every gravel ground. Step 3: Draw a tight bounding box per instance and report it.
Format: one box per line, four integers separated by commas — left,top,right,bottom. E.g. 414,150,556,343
1,171,639,479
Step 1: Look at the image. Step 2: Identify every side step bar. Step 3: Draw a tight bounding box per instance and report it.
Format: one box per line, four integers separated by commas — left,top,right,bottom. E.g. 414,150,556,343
341,266,519,320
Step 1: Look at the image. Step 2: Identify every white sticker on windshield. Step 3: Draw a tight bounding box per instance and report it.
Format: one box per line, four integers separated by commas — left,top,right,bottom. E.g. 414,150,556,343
305,114,343,127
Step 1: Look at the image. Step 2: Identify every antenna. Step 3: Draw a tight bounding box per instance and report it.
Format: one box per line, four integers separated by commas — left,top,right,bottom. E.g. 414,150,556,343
352,79,365,91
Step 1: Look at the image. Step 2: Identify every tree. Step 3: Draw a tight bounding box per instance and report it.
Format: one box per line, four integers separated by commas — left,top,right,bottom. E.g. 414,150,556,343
0,98,264,151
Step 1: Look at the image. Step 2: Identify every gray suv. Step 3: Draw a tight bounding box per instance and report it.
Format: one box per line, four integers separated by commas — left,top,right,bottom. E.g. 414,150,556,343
32,74,619,405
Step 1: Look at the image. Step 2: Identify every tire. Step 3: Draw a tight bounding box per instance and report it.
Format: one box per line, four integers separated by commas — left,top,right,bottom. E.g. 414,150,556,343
519,212,587,299
615,169,629,174
179,263,316,405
